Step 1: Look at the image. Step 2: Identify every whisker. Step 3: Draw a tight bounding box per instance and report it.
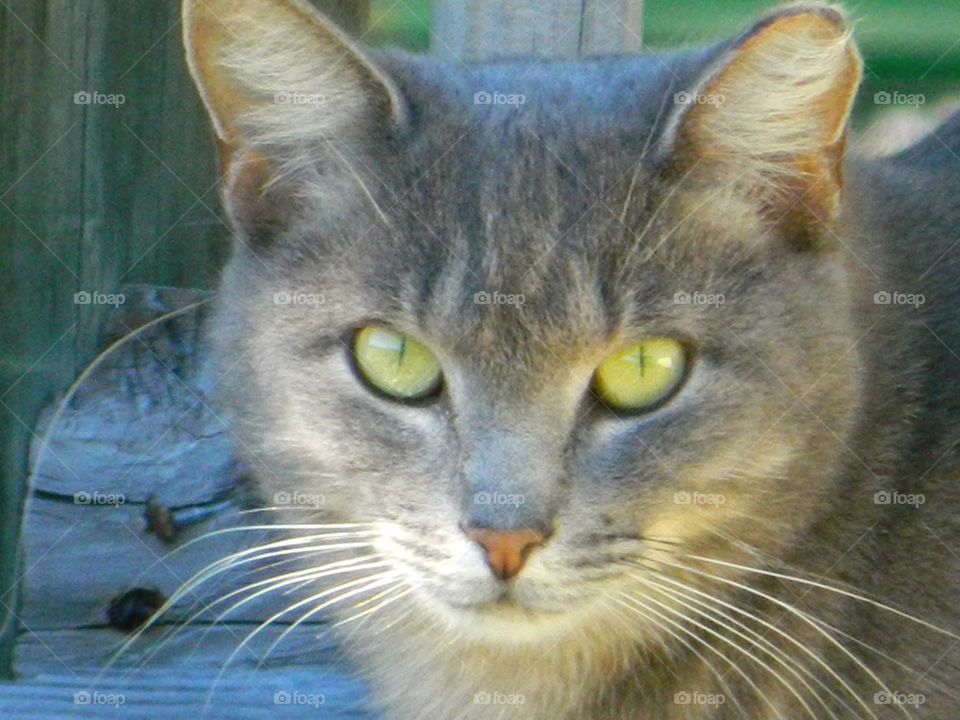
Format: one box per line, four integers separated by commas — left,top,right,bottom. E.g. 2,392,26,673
207,571,399,707
636,573,855,720
649,555,914,720
633,565,874,719
124,554,385,675
683,553,960,640
623,589,818,719
257,582,409,667
105,543,379,676
617,592,786,718
605,594,747,716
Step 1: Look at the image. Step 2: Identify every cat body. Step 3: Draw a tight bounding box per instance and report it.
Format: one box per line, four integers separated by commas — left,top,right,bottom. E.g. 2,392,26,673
181,1,960,717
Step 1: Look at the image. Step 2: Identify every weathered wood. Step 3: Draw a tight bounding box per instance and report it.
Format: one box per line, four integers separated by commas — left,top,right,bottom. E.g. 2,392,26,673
432,0,644,61
13,285,375,717
28,286,240,507
7,627,374,719
0,0,228,675
21,287,279,630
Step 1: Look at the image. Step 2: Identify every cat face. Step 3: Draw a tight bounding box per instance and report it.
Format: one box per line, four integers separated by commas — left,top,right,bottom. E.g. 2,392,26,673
186,0,863,643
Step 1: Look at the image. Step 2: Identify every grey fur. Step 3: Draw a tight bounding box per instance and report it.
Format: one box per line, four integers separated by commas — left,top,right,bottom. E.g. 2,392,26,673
194,2,960,718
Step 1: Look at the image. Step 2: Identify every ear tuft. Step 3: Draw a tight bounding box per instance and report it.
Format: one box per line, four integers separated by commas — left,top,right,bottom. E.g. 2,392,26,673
662,3,862,244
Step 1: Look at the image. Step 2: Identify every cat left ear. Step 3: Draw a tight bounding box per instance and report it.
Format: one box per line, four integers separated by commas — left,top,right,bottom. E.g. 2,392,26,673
182,0,405,215
660,4,862,245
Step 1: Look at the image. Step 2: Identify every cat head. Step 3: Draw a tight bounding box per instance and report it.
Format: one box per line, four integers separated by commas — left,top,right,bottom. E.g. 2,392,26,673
184,0,863,643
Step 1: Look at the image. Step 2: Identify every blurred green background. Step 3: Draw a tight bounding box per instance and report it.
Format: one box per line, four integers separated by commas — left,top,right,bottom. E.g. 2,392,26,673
368,0,960,115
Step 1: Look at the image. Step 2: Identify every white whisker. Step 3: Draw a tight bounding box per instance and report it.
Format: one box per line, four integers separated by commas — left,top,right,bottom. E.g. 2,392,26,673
650,556,914,720
635,567,872,719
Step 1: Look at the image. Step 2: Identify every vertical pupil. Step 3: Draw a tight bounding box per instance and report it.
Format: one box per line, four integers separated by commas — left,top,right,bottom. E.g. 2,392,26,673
397,336,407,366
631,347,646,376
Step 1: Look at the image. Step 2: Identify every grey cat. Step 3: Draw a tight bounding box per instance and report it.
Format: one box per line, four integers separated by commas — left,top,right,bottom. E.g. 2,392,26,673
180,0,960,717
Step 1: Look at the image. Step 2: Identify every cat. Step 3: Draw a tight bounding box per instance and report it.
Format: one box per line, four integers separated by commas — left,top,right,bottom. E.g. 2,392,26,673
181,0,960,717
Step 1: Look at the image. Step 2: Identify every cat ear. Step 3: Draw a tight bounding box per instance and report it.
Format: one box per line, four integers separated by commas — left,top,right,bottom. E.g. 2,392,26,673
660,4,862,245
182,0,404,237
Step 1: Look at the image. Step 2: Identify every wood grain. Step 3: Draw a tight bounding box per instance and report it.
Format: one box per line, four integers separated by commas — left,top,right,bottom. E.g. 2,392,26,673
432,0,644,61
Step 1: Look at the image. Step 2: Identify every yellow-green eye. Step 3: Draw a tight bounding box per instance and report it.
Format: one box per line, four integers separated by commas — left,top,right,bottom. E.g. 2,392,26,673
353,326,442,400
592,339,687,412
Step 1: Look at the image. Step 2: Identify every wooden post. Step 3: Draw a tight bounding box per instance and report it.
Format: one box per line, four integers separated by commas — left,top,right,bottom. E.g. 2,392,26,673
432,0,644,61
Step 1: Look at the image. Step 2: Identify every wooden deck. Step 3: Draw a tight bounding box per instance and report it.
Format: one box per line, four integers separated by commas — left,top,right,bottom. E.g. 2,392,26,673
2,286,377,718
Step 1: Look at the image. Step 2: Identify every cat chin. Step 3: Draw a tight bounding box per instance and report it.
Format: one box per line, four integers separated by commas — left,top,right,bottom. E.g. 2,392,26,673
428,597,595,646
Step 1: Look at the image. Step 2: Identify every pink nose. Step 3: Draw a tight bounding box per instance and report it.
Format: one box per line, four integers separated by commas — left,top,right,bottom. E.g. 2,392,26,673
464,527,546,581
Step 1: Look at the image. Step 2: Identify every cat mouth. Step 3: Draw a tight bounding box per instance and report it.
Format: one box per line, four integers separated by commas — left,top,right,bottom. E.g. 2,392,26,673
447,588,570,616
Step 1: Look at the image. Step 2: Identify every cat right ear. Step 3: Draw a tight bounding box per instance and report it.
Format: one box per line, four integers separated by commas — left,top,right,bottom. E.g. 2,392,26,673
658,3,862,246
182,0,404,239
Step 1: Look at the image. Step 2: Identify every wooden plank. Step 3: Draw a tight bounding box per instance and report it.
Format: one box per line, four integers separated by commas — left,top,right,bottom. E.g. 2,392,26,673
28,285,239,507
13,284,375,718
431,0,644,61
18,286,280,630
6,627,374,719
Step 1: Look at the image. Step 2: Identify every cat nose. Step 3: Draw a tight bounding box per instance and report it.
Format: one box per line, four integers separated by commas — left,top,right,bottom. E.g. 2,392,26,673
463,526,547,581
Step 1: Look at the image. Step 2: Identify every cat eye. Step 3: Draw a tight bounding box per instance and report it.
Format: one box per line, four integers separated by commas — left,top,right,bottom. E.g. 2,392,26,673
592,339,687,412
352,326,443,401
